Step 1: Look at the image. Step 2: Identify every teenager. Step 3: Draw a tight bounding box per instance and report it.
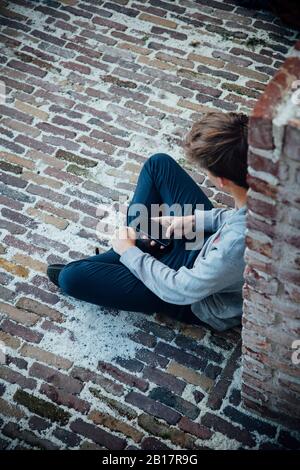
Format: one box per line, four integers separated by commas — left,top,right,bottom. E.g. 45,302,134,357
47,111,249,331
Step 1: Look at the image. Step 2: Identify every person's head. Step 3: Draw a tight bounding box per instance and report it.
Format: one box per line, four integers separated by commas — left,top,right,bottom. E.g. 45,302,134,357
184,111,249,193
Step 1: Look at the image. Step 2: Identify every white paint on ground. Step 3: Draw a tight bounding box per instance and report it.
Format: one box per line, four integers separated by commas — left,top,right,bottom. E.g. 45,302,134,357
38,301,143,369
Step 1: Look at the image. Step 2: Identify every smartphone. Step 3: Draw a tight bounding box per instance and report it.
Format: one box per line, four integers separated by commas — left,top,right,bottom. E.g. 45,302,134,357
135,216,173,248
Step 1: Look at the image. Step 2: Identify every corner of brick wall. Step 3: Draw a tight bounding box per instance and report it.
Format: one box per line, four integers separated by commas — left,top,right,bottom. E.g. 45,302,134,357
241,40,300,430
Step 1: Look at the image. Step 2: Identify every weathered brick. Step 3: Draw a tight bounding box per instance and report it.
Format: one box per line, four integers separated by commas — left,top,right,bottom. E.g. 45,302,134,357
7,59,47,78
31,29,66,46
52,427,81,448
0,105,31,126
89,387,137,419
125,391,181,425
138,413,198,449
71,366,124,396
40,383,90,414
129,330,157,348
1,319,43,344
15,282,59,305
28,415,51,432
89,409,144,443
98,360,149,392
0,283,15,302
20,344,72,370
223,406,276,438
155,341,207,371
15,297,65,323
175,335,224,363
138,55,177,71
143,366,186,394
141,436,171,450
178,416,213,440
207,342,241,410
29,362,83,394
0,301,39,326
113,356,144,373
139,13,177,29
0,397,25,419
201,413,255,447
0,365,36,390
166,361,214,390
2,422,58,450
26,183,70,205
5,354,27,372
70,418,126,450
0,258,29,279
0,330,21,350
14,389,71,425
149,386,199,420
27,232,69,253
181,78,221,97
12,253,48,274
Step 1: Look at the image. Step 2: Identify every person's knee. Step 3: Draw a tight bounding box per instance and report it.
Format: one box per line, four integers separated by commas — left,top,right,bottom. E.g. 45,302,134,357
58,264,81,296
146,153,174,170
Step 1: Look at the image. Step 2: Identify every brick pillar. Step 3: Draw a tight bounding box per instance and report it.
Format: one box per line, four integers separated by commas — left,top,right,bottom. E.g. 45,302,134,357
241,41,300,430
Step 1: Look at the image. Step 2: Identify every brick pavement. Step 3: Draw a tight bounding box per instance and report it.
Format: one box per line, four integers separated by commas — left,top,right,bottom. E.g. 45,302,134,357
0,0,299,450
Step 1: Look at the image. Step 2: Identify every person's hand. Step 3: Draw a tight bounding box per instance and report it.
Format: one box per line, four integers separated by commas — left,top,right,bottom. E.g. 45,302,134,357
111,226,136,255
151,215,195,240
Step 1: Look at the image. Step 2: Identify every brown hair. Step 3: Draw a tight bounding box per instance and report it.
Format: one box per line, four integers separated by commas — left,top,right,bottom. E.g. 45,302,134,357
184,111,249,189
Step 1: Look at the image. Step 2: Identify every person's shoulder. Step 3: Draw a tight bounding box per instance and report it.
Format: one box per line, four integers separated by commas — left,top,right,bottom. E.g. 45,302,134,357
220,224,246,258
226,206,247,236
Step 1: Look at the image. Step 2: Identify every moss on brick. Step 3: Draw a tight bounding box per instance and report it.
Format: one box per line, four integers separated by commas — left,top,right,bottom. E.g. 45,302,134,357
102,75,137,89
138,413,196,448
222,83,260,99
245,36,268,50
14,389,71,425
0,161,23,174
89,387,137,420
66,164,89,177
55,150,97,168
0,243,7,254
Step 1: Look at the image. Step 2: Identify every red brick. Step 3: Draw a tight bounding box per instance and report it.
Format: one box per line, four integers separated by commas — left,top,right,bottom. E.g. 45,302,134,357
31,29,66,46
178,416,213,440
125,391,181,425
2,422,58,450
29,363,83,395
0,365,36,390
14,281,60,305
40,383,90,414
1,319,43,343
7,59,47,78
70,418,126,450
59,61,90,75
249,57,300,149
98,361,149,392
201,412,255,447
142,366,186,394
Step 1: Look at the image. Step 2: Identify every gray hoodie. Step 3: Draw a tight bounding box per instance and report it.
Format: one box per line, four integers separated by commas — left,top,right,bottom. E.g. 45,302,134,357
120,205,247,331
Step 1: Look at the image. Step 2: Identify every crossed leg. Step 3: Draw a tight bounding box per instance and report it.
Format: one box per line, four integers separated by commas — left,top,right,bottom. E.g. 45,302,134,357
58,153,214,323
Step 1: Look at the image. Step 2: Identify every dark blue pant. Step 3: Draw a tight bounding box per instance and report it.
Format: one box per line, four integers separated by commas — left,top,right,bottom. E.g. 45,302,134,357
58,154,214,324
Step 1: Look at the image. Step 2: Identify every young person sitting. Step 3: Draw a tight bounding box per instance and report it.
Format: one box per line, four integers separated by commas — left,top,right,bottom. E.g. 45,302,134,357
47,111,249,332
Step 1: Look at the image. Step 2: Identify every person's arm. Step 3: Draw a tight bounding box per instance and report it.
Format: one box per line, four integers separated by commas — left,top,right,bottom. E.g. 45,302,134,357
194,207,236,233
119,235,245,305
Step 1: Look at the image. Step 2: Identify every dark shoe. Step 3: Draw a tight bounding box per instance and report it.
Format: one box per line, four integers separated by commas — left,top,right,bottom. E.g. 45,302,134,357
47,263,66,287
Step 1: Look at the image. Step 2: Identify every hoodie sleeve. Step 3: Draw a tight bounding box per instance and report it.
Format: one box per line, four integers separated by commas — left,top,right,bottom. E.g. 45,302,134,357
194,207,236,233
119,234,245,305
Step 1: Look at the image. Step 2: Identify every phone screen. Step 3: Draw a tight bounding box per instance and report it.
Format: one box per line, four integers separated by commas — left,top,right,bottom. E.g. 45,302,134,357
135,217,173,247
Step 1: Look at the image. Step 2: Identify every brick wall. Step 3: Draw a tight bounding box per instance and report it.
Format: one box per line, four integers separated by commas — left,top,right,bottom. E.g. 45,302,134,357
242,40,300,429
